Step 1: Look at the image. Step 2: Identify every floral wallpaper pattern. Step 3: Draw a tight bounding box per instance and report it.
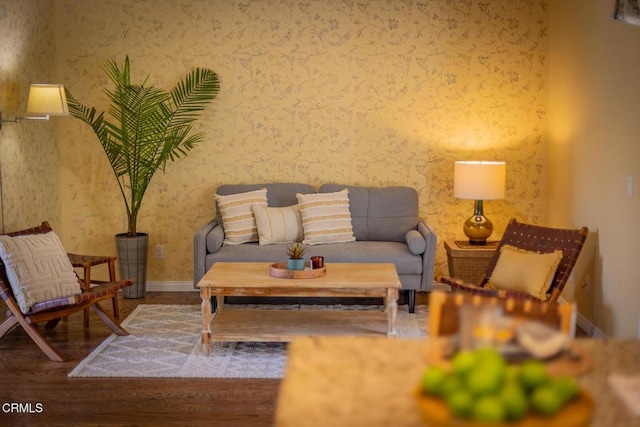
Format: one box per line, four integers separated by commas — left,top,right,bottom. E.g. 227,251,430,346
53,0,548,283
0,0,60,234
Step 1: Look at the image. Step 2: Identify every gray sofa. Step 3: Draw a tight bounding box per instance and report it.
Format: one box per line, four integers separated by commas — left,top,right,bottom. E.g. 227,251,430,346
193,183,437,312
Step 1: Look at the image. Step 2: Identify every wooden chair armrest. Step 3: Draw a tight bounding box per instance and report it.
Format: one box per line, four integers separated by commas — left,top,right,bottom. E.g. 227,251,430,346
436,276,500,297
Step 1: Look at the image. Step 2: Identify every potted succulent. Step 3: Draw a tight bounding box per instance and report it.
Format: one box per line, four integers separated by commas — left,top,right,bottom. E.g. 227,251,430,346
287,243,307,270
65,55,220,298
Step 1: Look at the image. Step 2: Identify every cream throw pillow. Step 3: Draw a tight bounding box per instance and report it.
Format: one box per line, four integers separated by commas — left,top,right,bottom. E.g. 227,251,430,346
215,188,268,245
296,189,356,245
486,245,563,301
252,205,303,245
0,231,81,314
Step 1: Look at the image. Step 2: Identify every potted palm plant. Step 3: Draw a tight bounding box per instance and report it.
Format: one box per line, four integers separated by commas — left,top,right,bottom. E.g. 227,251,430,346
65,55,220,298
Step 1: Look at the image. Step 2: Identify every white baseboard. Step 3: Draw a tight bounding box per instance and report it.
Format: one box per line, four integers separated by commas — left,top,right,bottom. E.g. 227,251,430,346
575,311,607,338
558,296,607,338
146,281,198,292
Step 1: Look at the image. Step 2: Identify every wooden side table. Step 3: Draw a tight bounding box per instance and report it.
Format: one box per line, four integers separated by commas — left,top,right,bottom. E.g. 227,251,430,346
67,253,118,328
443,240,498,285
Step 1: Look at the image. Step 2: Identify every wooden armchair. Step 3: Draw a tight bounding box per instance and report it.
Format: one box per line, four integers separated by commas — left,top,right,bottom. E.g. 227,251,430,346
438,219,588,303
0,222,133,361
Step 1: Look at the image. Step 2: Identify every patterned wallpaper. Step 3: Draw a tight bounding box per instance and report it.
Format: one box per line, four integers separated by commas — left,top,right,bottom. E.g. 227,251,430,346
54,0,549,282
0,0,60,234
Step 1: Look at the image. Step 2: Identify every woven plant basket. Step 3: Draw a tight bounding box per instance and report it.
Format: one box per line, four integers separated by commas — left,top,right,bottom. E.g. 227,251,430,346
115,233,148,298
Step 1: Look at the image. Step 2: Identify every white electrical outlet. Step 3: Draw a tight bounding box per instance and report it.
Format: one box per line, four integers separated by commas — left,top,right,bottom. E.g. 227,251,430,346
155,244,164,259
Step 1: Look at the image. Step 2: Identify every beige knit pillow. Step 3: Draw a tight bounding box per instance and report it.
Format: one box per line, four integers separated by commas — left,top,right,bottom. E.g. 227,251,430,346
215,188,268,245
486,245,563,301
296,189,355,245
252,204,303,245
0,231,81,314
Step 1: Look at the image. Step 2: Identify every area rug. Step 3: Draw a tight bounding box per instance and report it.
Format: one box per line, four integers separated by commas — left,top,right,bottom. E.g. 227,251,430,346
69,304,428,379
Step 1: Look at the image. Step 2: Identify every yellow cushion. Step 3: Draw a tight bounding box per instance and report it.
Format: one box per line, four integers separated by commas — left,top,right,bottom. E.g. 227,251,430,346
252,204,303,245
0,231,81,313
215,188,268,245
486,245,563,301
296,189,355,245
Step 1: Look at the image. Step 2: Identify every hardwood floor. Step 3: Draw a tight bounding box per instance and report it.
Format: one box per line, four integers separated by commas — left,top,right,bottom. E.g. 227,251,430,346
0,291,584,426
0,291,425,427
0,292,274,426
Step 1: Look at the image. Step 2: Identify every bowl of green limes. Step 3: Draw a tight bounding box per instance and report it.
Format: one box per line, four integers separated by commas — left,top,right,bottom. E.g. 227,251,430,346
416,347,593,426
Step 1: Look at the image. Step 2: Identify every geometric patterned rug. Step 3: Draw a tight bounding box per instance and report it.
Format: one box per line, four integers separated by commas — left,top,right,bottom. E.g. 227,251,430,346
68,304,428,379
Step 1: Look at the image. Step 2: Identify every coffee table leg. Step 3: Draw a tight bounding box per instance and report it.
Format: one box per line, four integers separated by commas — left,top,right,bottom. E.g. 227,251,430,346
387,288,398,336
200,287,212,354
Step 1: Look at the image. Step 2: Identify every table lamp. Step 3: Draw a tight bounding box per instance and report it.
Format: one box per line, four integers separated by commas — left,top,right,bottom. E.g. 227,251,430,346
454,161,506,245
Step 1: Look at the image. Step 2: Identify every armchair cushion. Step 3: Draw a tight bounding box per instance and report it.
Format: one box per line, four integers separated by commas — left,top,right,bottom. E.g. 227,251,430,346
252,204,303,245
215,188,268,245
0,231,81,313
486,245,563,301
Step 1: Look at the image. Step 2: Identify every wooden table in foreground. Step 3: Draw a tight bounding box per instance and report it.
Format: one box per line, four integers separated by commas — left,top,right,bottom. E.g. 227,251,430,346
196,262,401,350
275,336,640,427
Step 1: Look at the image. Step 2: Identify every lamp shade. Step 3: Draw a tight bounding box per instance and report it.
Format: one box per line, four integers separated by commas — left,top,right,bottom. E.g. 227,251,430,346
25,84,69,116
454,161,506,200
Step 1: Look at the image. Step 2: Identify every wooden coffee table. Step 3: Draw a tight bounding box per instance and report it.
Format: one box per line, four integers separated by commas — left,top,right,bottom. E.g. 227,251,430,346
197,262,401,352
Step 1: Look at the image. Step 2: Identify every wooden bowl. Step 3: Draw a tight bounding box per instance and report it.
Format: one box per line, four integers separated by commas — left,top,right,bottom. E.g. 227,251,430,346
415,388,593,427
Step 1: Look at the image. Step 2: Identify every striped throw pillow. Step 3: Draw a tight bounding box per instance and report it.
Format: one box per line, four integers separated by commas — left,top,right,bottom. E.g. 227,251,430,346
296,189,356,245
215,188,268,245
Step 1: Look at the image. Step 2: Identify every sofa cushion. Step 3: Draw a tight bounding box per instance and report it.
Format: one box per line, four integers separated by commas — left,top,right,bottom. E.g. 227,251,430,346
405,230,426,255
252,204,303,245
206,241,423,276
215,188,268,245
206,225,225,253
319,184,419,242
296,189,356,245
0,231,81,314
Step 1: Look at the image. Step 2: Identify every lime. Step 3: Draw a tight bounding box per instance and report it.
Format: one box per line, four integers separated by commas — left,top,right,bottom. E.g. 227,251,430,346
531,385,564,416
452,350,477,378
475,347,505,366
472,396,506,423
467,364,504,396
518,360,549,390
446,389,474,419
440,374,463,398
500,382,529,421
505,364,520,383
550,376,579,403
421,366,448,395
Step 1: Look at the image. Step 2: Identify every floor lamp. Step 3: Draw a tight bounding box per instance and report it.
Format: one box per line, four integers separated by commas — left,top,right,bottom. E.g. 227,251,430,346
0,84,69,232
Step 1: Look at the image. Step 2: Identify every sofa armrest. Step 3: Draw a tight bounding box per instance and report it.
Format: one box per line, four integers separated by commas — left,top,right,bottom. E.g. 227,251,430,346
417,220,437,291
193,219,218,287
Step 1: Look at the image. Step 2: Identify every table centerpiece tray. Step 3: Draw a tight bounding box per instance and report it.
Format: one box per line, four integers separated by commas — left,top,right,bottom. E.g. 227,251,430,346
269,262,327,279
